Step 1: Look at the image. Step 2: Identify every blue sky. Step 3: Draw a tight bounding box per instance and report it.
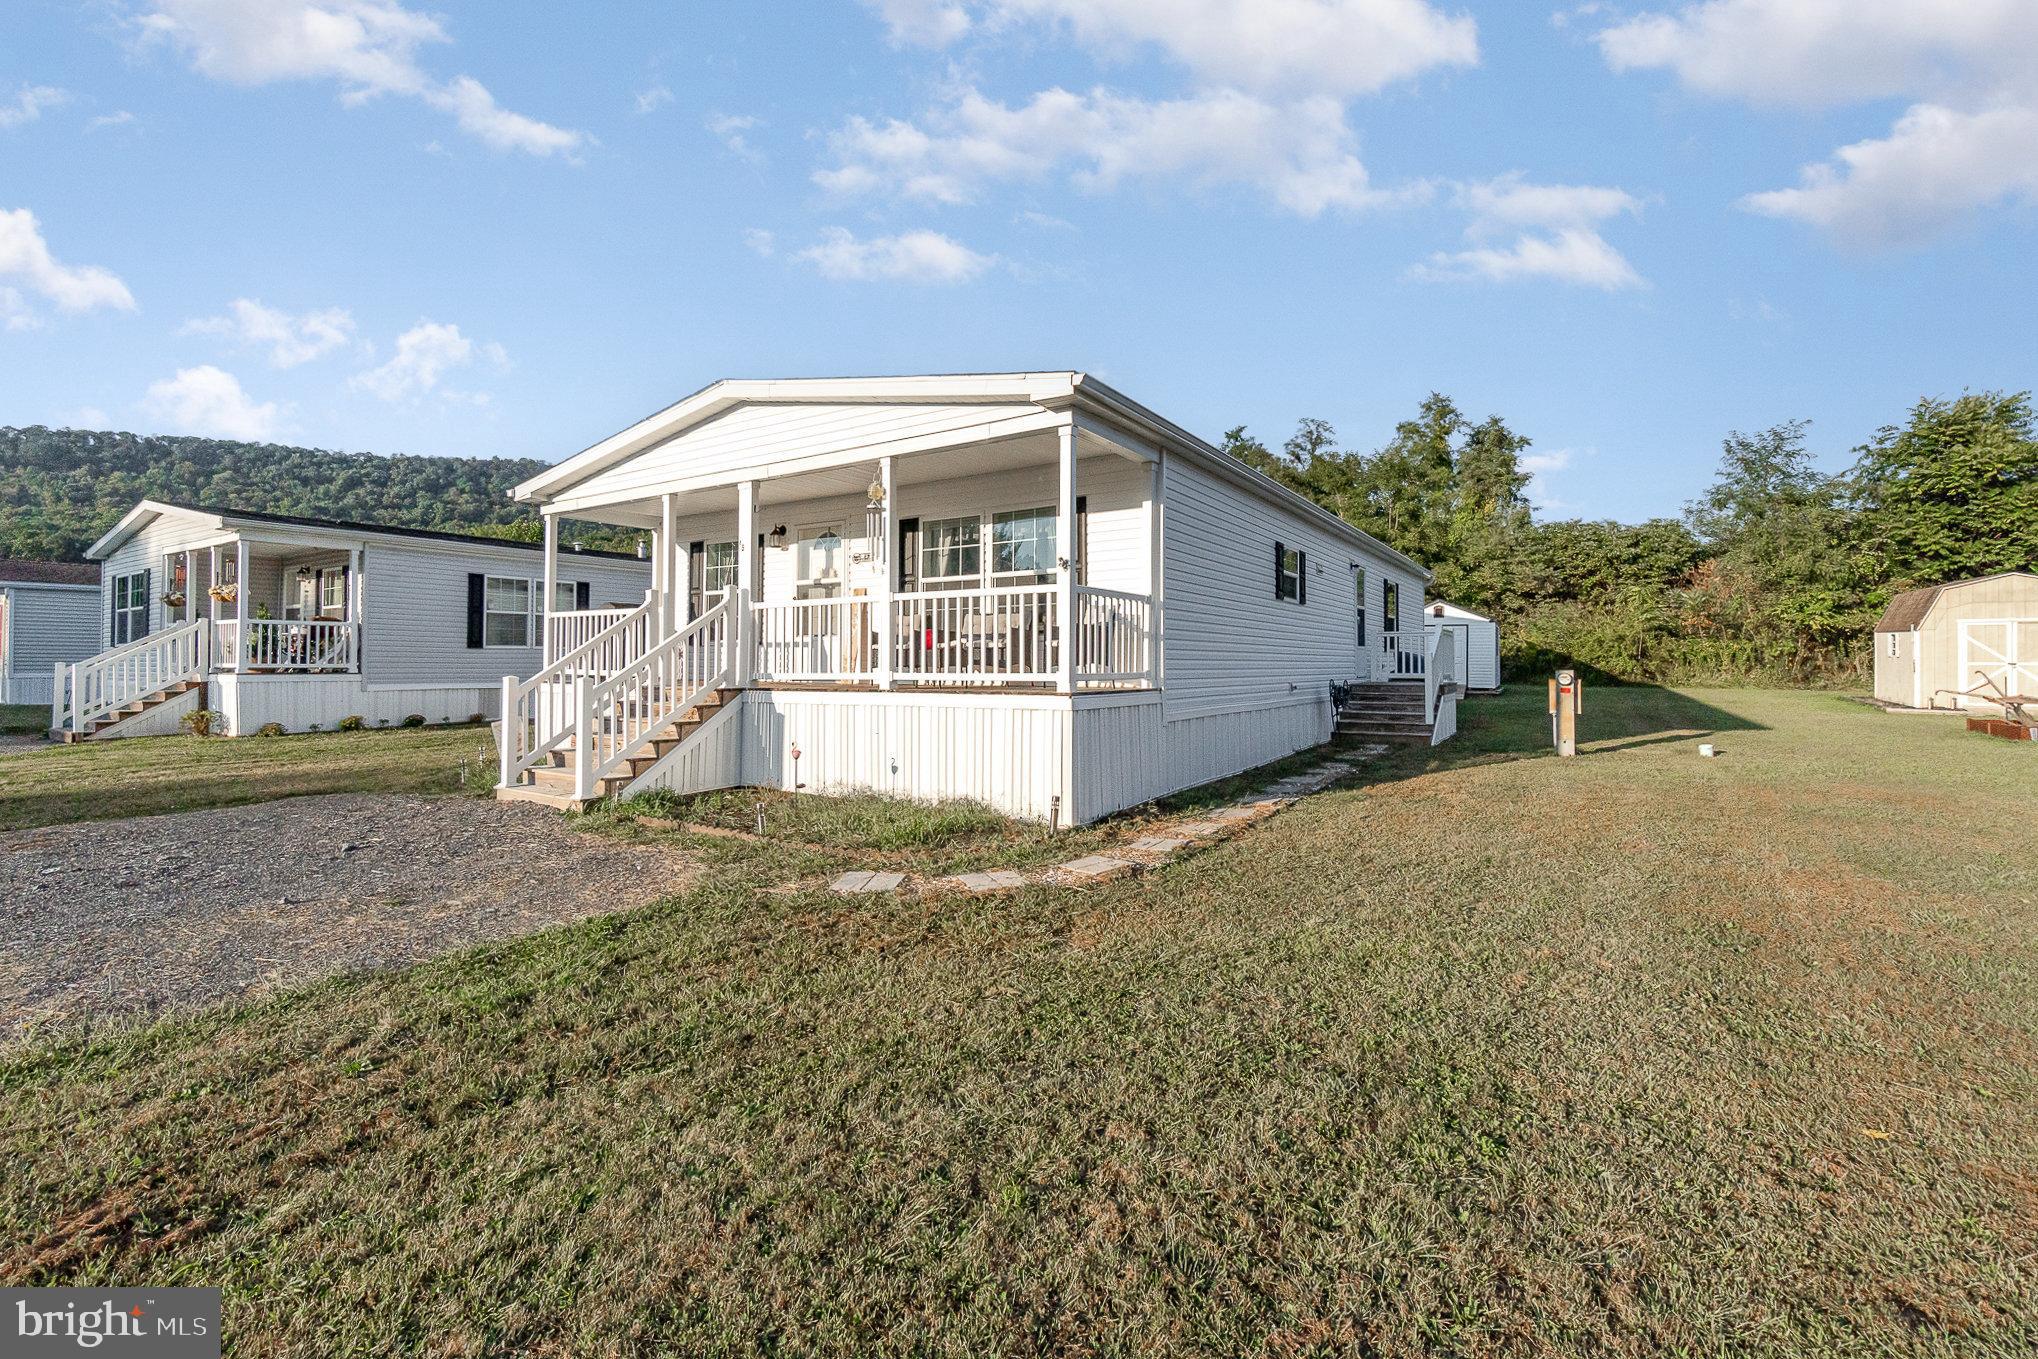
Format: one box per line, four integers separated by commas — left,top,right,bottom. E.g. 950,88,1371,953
2,1,2033,523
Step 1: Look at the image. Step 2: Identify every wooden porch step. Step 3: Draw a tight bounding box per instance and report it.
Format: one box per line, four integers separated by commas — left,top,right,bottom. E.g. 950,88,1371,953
72,678,206,740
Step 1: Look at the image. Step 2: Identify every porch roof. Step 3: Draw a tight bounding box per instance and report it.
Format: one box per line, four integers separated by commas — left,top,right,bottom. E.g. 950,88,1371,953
516,372,1431,581
86,499,646,564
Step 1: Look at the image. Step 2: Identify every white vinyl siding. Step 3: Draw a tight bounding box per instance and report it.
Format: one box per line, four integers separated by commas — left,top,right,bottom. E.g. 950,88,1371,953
0,585,102,700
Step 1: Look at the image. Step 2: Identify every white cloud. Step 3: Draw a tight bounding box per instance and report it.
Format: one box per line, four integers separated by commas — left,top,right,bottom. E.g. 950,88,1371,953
136,0,585,157
634,84,673,115
142,365,282,440
183,297,355,367
0,208,137,320
1017,209,1075,230
0,287,39,332
1597,1,2038,245
819,85,1418,216
1521,447,1576,510
88,110,139,130
1741,103,2038,247
1413,228,1644,290
65,406,112,429
707,112,762,161
1412,174,1645,289
0,84,68,130
865,1,1479,97
794,228,996,283
351,320,505,402
742,228,776,257
866,0,973,46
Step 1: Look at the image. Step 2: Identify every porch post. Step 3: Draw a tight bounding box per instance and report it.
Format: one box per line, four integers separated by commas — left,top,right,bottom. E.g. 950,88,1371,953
660,492,677,636
1055,421,1079,695
207,544,220,623
541,513,559,659
233,537,249,671
1147,451,1164,690
875,456,895,690
348,544,363,672
735,479,757,686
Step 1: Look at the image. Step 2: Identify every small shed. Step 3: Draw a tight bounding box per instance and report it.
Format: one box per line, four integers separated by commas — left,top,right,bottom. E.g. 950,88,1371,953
1426,600,1501,694
1873,572,2038,711
0,558,102,705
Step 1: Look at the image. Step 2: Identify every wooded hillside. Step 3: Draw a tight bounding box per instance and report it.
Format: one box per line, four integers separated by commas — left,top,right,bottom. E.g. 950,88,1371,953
0,426,638,560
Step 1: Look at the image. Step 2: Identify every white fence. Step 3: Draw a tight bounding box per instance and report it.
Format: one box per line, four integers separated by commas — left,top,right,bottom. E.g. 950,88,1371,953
752,598,875,683
1385,630,1425,678
546,607,640,664
53,617,208,734
1072,585,1152,684
217,618,357,672
891,585,1060,685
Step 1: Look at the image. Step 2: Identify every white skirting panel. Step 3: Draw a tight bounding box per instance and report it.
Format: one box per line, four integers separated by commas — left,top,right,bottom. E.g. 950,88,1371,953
217,675,501,736
1,671,55,705
739,688,1072,822
1430,691,1459,745
1073,692,1334,822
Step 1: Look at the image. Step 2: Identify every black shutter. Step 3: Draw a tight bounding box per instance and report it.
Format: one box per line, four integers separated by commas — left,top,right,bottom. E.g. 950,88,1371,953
575,581,591,609
138,568,152,638
1273,541,1286,600
898,517,920,591
1075,495,1088,585
1297,551,1307,606
688,540,705,620
466,573,485,648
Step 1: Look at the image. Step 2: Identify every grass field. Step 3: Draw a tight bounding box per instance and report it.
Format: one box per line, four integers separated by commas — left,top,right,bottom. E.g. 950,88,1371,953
0,702,48,734
0,724,497,831
3,688,2033,1355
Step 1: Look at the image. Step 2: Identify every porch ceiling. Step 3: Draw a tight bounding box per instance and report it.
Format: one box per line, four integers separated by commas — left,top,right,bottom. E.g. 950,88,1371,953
564,425,1137,530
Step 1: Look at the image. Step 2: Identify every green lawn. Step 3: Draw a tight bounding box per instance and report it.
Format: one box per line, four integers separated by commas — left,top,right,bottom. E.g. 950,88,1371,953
0,724,497,831
3,688,2034,1355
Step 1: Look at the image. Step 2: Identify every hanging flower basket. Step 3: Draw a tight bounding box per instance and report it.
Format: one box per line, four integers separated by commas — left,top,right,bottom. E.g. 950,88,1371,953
161,591,187,608
207,583,238,603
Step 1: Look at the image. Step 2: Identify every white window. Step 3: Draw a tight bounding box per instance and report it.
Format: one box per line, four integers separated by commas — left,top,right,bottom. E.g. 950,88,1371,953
919,515,981,591
702,541,739,601
320,569,346,616
1275,544,1304,603
552,581,577,613
484,576,532,647
990,507,1057,586
1354,566,1367,646
111,571,149,644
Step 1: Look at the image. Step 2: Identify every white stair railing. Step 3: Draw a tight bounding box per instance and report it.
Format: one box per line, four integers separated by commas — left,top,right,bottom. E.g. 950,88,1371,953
574,599,733,799
498,596,659,788
1423,625,1458,725
54,618,210,734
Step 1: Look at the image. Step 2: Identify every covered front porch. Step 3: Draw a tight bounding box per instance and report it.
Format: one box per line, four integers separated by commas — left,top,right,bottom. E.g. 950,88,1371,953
534,413,1160,693
159,535,364,675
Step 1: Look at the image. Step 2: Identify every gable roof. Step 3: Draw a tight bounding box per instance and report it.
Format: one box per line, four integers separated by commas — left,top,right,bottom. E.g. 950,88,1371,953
1874,571,2038,632
0,558,99,586
1427,600,1492,622
87,499,647,564
513,371,1431,580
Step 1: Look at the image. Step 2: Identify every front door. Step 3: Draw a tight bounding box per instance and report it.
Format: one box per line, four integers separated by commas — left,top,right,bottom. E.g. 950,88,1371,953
1958,619,2038,708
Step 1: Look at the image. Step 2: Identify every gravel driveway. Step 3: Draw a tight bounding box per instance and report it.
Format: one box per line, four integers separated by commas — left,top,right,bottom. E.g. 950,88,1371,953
0,793,698,1043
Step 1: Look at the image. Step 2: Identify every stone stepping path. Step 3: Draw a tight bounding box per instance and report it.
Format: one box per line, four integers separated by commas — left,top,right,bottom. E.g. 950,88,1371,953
827,746,1385,897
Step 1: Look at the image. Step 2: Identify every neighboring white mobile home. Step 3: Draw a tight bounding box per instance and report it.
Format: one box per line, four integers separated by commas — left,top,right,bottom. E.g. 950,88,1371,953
54,502,652,739
497,373,1462,824
0,559,101,705
1872,572,2038,711
1426,601,1501,694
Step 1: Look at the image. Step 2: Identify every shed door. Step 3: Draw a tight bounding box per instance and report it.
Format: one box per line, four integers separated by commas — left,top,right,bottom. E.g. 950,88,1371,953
1956,619,2038,708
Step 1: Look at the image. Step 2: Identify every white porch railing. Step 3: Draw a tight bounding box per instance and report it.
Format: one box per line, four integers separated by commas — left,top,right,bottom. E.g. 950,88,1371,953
575,599,734,798
1384,630,1425,678
892,585,1060,685
546,607,639,664
53,617,209,734
501,596,660,787
752,598,877,682
217,618,358,672
1073,585,1152,684
1424,623,1458,732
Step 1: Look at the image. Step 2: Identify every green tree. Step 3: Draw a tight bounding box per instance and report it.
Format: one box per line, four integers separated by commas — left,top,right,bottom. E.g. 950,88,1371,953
1851,391,2038,586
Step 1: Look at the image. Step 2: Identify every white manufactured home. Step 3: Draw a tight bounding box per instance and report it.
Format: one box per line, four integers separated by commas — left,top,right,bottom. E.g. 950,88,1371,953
0,559,102,705
53,501,652,739
497,373,1462,824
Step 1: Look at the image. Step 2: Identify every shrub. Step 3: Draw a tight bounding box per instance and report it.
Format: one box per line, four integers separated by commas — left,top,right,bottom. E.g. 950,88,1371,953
254,722,287,738
400,713,426,728
181,708,225,737
466,712,487,725
337,714,366,732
